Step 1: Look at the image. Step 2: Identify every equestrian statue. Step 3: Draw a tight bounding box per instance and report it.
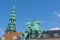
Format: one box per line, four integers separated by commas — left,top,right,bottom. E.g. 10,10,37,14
20,19,46,40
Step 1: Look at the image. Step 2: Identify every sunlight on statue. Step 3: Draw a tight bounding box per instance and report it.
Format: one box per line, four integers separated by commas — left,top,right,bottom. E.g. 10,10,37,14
20,19,46,40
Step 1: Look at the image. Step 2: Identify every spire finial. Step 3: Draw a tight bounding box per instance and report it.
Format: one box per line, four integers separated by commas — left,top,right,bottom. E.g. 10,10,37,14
13,0,16,10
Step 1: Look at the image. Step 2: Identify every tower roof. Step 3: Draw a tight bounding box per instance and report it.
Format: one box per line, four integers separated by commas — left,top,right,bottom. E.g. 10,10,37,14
6,1,16,33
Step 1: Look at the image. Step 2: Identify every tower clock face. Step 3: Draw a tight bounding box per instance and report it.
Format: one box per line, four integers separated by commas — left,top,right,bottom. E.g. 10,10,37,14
12,36,17,40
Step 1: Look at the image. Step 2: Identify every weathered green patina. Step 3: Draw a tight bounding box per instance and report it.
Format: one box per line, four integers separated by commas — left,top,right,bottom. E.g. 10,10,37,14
20,19,45,40
6,1,16,33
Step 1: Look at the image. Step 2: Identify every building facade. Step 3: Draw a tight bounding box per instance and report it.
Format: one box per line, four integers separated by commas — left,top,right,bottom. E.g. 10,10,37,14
43,30,60,38
28,30,60,40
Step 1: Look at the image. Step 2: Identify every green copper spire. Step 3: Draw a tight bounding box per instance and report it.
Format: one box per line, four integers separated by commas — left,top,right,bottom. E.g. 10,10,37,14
6,1,16,33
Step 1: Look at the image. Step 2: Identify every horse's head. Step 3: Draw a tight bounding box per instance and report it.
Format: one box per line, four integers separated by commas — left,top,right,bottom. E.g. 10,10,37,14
32,19,40,25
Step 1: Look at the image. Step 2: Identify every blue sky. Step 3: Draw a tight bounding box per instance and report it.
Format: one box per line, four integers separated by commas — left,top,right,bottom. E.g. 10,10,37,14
0,0,60,36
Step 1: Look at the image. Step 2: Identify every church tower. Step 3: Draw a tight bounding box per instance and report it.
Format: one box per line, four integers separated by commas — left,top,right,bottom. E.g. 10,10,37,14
6,1,16,33
4,1,20,40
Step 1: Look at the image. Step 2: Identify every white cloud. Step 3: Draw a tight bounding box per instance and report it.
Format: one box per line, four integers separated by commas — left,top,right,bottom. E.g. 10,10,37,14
54,11,60,18
49,27,60,30
0,26,4,37
57,14,60,17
